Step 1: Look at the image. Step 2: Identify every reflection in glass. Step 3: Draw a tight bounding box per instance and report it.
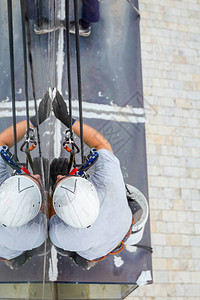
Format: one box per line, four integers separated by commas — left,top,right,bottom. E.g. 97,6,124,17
0,1,152,299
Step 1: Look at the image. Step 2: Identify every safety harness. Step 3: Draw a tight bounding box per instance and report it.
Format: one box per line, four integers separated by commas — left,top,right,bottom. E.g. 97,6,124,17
0,146,30,175
90,215,135,262
20,128,37,173
62,128,99,177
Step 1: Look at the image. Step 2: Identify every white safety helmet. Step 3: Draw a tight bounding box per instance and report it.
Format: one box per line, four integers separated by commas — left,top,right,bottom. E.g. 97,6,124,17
0,175,42,227
125,184,149,246
53,176,100,228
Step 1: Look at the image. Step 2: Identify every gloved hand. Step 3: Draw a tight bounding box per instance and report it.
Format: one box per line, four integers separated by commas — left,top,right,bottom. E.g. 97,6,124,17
50,157,69,185
52,90,76,128
30,91,51,127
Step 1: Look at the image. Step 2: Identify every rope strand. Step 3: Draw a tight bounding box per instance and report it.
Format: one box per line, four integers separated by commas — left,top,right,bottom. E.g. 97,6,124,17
7,0,18,161
74,0,84,163
20,0,29,132
20,0,30,169
52,0,57,87
65,0,73,137
23,0,42,158
22,1,48,292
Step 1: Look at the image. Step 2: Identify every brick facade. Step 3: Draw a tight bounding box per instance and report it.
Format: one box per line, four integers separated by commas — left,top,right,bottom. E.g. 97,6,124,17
128,0,200,298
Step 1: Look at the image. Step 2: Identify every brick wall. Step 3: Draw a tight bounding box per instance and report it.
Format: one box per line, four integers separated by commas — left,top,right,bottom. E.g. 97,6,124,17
128,0,200,298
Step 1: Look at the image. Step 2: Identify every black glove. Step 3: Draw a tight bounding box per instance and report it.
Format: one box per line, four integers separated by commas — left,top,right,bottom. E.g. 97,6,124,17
50,157,69,185
30,91,51,127
52,90,75,128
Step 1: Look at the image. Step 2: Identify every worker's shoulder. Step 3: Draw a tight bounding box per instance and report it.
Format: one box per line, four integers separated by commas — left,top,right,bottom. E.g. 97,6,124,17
91,149,122,184
97,149,120,166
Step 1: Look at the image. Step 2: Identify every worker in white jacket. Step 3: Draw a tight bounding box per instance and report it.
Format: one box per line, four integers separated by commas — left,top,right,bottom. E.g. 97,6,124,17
49,92,133,270
0,93,50,268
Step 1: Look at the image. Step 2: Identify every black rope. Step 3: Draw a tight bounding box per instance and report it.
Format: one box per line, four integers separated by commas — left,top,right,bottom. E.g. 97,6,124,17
7,0,18,162
22,0,47,204
20,0,48,292
23,0,42,158
65,0,73,137
23,1,49,288
20,0,30,169
20,0,29,133
74,0,84,163
65,0,75,173
52,0,56,87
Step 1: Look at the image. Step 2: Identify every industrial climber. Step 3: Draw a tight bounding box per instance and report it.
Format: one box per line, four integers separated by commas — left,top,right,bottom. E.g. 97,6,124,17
0,93,50,268
49,92,134,270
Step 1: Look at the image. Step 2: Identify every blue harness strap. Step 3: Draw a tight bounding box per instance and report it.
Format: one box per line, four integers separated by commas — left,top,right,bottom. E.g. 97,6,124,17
0,146,21,173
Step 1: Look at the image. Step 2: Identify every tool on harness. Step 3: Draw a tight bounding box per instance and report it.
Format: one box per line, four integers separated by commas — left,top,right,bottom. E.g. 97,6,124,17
69,148,99,176
20,128,37,152
20,127,37,173
62,128,98,176
77,148,99,176
63,129,80,154
63,129,79,174
90,215,135,262
0,145,30,174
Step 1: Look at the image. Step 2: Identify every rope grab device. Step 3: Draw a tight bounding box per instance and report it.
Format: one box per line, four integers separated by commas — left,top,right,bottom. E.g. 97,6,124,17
62,128,99,177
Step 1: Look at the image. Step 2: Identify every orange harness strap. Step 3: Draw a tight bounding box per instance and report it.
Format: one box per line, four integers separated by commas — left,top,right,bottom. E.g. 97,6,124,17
91,214,135,262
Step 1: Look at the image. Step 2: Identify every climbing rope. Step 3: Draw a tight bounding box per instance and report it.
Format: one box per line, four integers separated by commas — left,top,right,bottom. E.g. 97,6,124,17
63,0,99,176
23,0,42,158
65,0,76,173
74,0,84,164
7,0,18,162
65,0,73,136
20,0,30,136
52,0,57,87
20,0,34,171
21,2,49,294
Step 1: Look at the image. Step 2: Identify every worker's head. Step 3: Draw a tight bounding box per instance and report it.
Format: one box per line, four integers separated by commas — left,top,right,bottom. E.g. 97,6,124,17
0,174,42,227
53,176,100,228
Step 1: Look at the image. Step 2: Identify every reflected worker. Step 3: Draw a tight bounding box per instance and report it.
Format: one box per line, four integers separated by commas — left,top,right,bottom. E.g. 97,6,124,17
0,94,50,269
26,0,100,36
49,92,134,270
26,0,62,34
69,0,100,37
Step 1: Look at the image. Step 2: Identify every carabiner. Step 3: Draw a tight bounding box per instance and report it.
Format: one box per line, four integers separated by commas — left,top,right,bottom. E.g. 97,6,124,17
20,139,37,152
26,127,35,140
20,128,37,152
63,129,80,154
63,140,80,153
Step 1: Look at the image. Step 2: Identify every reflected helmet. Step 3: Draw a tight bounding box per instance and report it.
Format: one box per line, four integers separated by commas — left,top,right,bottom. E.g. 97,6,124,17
0,175,42,227
53,176,100,228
